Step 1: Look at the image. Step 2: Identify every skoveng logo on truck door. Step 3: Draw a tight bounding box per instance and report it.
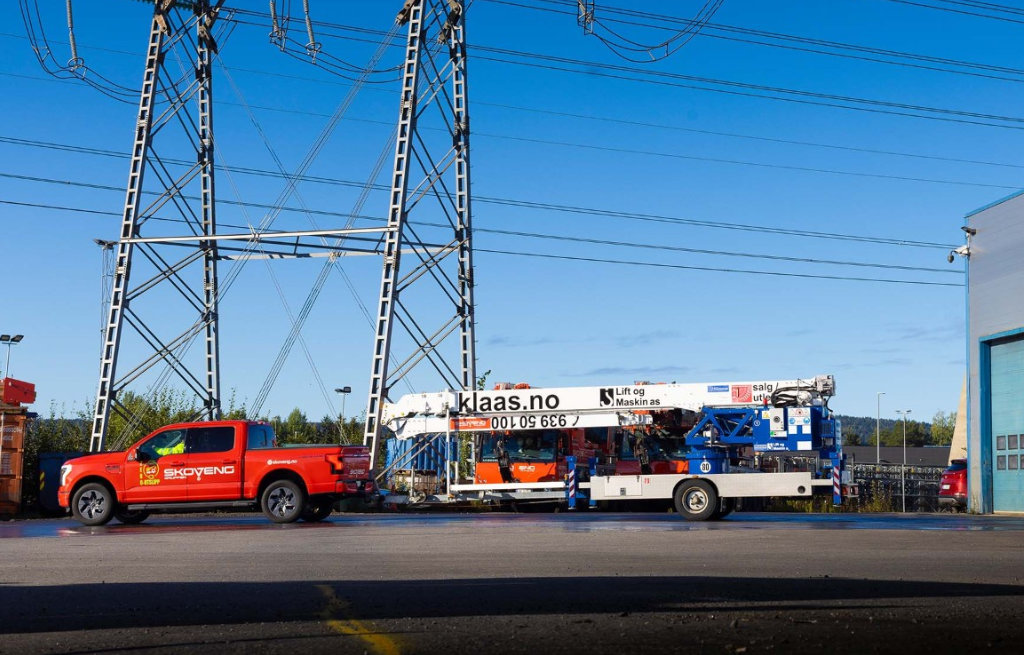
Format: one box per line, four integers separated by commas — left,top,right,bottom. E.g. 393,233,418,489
164,466,236,481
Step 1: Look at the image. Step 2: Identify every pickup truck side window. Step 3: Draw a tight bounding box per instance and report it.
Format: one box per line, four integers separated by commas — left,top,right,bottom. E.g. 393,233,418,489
187,426,235,454
139,429,187,460
247,424,276,449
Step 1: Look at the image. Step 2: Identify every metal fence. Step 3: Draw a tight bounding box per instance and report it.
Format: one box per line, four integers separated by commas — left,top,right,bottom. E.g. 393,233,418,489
849,463,944,512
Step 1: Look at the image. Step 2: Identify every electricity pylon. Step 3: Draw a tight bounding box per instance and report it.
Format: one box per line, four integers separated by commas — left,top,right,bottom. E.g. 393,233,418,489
90,0,385,451
363,0,477,467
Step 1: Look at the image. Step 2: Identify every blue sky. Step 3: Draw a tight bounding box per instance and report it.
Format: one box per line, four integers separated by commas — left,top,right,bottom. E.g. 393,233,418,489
1,0,1014,426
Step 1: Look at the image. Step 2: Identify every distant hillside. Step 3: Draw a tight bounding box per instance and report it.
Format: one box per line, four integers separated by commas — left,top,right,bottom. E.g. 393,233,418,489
836,414,932,446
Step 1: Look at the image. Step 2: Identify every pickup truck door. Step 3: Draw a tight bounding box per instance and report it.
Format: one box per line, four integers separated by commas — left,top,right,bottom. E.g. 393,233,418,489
185,425,243,500
123,427,189,503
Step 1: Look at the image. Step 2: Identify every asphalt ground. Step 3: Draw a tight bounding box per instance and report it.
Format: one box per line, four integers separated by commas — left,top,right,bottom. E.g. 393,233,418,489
1,512,1023,654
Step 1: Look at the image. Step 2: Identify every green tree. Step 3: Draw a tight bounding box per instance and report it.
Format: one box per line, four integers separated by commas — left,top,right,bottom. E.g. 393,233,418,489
106,388,199,448
21,403,91,510
476,369,492,390
842,430,863,446
222,388,249,420
930,411,956,445
271,408,317,444
316,414,362,444
882,419,927,447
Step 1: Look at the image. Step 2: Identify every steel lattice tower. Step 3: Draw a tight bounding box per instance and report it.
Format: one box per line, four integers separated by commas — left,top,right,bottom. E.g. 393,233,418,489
364,0,477,466
90,1,226,452
90,0,390,451
91,0,476,457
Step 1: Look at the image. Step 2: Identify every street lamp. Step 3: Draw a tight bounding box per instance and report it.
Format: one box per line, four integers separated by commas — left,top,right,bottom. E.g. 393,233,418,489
876,391,885,464
0,334,24,379
895,409,912,513
334,387,352,441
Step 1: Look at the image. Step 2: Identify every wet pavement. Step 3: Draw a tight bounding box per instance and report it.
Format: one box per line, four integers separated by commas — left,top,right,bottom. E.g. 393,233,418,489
3,510,1024,653
3,510,1024,539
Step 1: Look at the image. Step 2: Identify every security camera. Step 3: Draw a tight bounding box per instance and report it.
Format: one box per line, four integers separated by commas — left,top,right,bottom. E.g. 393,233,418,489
948,245,970,263
962,226,977,236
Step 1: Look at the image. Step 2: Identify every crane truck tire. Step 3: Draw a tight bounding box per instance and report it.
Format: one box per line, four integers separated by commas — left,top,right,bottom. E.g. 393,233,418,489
261,479,305,523
710,497,736,520
673,479,719,521
71,482,116,526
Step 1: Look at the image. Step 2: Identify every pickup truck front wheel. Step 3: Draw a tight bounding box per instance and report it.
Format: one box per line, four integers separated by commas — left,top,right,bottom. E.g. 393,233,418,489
261,479,305,523
71,482,115,526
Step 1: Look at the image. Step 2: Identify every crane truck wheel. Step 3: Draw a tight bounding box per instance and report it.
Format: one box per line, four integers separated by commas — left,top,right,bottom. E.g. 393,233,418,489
673,480,719,521
71,482,115,526
709,497,736,520
261,479,305,523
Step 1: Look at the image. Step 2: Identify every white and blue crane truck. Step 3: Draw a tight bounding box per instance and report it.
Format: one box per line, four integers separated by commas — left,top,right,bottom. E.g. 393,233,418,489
381,374,845,519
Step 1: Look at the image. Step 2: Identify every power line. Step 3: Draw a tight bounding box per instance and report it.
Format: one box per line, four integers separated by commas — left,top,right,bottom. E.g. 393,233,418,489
224,10,1024,130
884,0,1024,23
7,29,1024,171
485,0,1024,82
7,66,1013,190
480,132,1019,190
0,135,960,249
476,249,963,287
473,46,1024,131
0,198,963,288
473,100,1024,171
0,171,959,274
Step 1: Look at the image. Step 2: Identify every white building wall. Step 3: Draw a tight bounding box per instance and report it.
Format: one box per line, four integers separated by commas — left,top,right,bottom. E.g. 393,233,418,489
967,190,1024,512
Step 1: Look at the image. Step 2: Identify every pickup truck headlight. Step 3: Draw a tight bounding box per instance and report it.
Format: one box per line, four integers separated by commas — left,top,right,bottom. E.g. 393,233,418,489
60,464,72,488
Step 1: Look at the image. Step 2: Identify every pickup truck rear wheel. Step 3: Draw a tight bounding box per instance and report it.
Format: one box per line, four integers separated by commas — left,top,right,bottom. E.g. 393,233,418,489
71,482,115,526
114,508,151,524
301,499,333,522
673,479,719,521
261,479,305,523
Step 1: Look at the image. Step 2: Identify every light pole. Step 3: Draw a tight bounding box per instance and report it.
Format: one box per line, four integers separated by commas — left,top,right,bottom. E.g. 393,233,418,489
334,386,352,441
876,391,885,464
0,334,24,379
895,409,912,512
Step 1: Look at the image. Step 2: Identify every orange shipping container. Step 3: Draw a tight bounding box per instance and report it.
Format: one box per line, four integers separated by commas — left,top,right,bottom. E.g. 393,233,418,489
0,413,26,449
1,450,23,477
0,477,21,505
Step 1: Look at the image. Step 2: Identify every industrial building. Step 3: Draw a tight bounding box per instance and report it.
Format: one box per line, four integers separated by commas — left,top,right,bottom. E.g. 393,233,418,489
966,192,1024,513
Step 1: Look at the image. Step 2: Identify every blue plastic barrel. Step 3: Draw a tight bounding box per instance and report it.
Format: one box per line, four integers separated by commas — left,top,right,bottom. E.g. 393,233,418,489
37,452,84,513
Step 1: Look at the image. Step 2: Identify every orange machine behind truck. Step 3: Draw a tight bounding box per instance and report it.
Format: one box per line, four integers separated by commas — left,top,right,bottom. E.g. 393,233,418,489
59,420,373,525
472,382,695,484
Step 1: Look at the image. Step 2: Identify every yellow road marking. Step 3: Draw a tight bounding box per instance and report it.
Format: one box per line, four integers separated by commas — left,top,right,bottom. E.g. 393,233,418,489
316,584,401,655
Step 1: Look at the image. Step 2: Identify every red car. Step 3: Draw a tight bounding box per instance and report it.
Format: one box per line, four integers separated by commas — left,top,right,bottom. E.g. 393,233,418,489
938,458,967,512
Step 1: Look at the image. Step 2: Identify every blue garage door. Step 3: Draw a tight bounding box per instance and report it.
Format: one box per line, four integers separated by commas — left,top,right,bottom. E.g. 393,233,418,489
990,337,1024,512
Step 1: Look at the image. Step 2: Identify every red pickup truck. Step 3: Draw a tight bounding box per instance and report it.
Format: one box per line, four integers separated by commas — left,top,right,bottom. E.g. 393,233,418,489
58,420,374,526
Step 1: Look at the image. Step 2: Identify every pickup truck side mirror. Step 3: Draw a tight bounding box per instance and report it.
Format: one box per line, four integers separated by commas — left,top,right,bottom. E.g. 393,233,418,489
135,450,153,464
